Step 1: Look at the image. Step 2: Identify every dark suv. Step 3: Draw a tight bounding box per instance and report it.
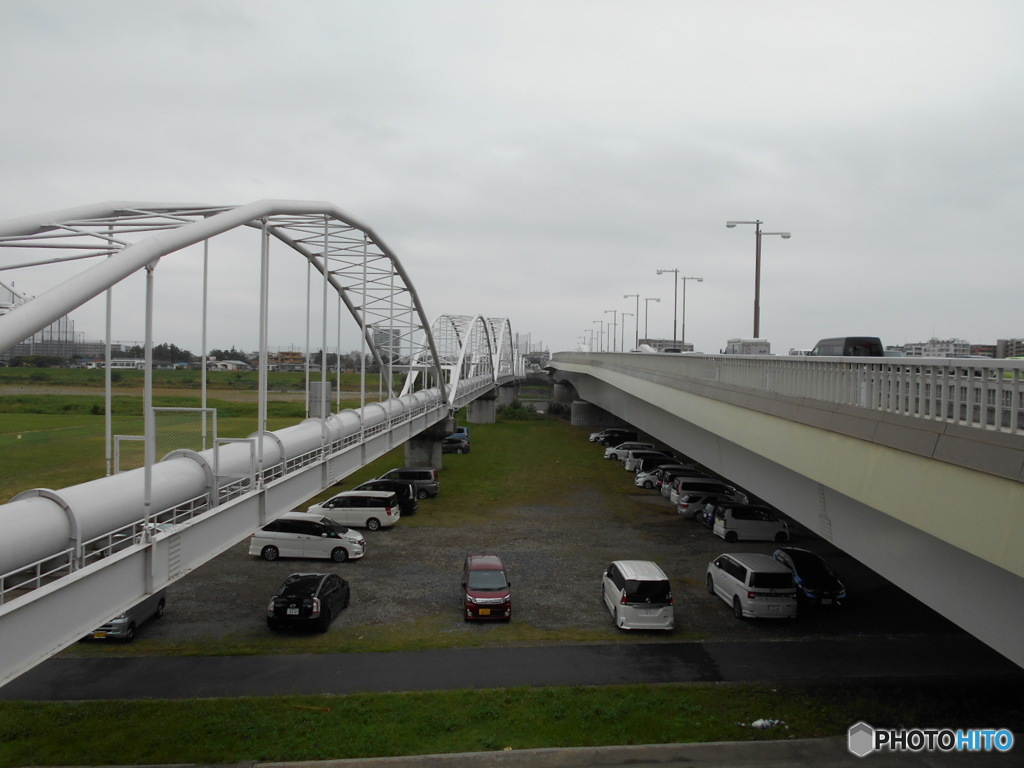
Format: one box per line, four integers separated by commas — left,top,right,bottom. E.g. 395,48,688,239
461,554,511,621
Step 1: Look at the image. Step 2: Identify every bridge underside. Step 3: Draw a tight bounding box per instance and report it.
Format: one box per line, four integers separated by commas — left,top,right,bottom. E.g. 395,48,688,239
551,362,1024,670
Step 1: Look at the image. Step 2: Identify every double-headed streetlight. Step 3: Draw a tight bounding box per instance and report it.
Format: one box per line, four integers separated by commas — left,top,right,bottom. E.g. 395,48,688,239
655,268,680,344
680,276,703,349
604,309,618,352
643,297,660,340
726,220,791,339
623,293,640,349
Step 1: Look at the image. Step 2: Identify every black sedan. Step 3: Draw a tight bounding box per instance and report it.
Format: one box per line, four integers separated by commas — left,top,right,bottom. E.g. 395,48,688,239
266,573,350,633
771,547,847,607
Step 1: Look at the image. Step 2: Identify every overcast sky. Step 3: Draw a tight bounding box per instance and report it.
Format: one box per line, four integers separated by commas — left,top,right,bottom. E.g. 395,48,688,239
1,1,1022,356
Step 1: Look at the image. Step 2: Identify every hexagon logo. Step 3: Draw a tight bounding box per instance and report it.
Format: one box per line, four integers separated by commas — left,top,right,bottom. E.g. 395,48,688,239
848,721,875,757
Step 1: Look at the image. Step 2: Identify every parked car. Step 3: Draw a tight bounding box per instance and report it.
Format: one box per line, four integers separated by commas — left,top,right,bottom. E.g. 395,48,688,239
634,463,693,490
604,441,654,461
671,479,746,508
378,466,439,499
772,547,847,606
462,554,511,621
307,490,400,531
622,450,674,471
451,426,470,439
353,478,418,515
665,472,716,502
712,503,789,543
248,512,366,562
88,589,166,641
590,428,637,445
442,436,471,454
266,572,350,633
676,491,742,518
601,560,674,631
705,553,798,619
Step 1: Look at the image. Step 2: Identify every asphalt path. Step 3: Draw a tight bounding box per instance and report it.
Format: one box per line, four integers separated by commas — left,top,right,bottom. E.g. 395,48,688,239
3,633,1019,701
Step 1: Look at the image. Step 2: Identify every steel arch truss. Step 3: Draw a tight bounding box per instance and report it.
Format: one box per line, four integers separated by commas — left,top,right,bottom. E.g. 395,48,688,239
403,314,517,406
0,200,448,400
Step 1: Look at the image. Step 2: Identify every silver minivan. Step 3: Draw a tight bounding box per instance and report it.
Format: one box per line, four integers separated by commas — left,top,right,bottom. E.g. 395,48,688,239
712,503,788,542
89,589,167,641
601,560,674,631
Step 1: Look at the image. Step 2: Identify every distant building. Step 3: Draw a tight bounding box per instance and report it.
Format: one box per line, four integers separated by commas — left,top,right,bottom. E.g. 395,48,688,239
902,338,972,358
997,339,1024,358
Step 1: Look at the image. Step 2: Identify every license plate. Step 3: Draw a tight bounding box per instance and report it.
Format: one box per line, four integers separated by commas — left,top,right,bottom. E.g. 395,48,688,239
286,607,299,616
92,631,107,639
821,598,832,605
641,609,658,616
479,608,491,616
768,605,780,613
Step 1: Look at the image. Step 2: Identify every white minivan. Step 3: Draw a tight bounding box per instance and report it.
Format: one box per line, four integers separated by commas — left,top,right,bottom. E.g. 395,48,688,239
711,503,788,543
307,490,400,530
601,560,674,631
706,553,798,619
248,513,366,562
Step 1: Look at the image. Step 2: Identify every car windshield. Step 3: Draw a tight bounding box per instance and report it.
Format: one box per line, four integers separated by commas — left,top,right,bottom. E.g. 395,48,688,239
279,575,321,597
789,554,835,580
624,579,671,604
322,518,349,534
468,570,507,591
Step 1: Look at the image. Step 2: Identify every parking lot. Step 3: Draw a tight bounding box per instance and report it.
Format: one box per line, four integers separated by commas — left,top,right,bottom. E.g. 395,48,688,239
112,422,962,652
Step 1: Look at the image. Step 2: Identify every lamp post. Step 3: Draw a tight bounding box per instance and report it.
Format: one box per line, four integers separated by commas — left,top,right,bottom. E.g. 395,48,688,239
604,309,618,352
584,328,595,351
593,320,605,352
623,293,640,349
621,312,634,352
726,220,791,339
656,268,680,344
680,276,703,349
643,297,660,341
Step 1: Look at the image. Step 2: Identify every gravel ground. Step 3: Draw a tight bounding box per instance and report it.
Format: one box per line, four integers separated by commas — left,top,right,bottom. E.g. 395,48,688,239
122,458,958,649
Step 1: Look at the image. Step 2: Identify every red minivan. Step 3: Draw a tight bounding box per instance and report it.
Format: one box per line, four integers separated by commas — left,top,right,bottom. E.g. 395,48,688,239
462,554,512,621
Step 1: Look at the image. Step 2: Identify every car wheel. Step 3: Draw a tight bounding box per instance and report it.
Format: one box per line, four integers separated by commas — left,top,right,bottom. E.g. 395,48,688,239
124,623,136,642
155,599,166,619
260,545,279,561
331,547,349,563
706,574,715,594
775,531,789,543
643,481,653,489
608,453,618,461
366,517,381,531
457,447,465,454
318,609,332,633
417,489,428,500
733,597,744,619
725,531,738,543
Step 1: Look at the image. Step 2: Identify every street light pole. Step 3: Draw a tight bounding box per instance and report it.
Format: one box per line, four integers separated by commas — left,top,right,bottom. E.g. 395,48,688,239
643,297,660,341
726,220,791,339
656,268,680,344
604,309,618,352
593,320,605,352
621,312,633,352
623,293,639,349
680,276,703,349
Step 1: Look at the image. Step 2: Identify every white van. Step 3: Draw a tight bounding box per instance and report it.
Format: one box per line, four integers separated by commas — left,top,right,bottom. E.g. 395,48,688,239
600,560,674,631
706,553,798,619
249,513,366,562
670,478,747,506
712,503,788,543
307,490,400,530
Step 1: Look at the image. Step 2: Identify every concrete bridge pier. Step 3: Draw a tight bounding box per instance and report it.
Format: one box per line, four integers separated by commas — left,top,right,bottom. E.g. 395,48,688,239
405,416,456,468
571,400,623,428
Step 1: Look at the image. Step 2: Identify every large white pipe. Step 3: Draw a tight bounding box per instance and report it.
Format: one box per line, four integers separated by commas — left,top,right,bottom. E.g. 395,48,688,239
0,388,445,576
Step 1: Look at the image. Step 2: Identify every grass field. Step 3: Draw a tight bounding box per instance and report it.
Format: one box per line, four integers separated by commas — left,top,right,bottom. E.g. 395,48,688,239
2,376,1021,765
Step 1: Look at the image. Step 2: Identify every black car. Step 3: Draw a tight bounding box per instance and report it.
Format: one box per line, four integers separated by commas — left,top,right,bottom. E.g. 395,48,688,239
771,547,847,607
353,478,419,515
266,572,350,633
442,435,470,454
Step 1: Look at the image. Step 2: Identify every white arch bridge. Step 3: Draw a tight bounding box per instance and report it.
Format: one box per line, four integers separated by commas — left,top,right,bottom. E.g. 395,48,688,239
0,201,522,687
